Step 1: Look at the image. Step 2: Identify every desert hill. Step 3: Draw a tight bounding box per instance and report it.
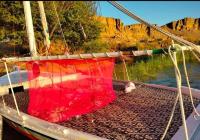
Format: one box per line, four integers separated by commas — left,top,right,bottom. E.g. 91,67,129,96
95,16,200,50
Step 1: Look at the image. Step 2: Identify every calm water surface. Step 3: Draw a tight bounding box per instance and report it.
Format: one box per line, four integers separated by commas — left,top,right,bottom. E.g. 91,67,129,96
147,62,200,89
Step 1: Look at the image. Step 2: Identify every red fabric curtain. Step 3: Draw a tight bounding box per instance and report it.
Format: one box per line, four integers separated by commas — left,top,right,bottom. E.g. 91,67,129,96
26,58,116,122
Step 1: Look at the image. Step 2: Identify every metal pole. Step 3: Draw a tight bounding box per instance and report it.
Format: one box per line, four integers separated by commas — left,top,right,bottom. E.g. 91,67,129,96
0,45,195,62
172,51,189,140
38,1,51,55
23,1,37,57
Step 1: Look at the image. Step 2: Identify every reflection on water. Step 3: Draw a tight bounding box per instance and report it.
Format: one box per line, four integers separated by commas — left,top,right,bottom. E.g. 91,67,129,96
115,54,200,90
147,62,200,90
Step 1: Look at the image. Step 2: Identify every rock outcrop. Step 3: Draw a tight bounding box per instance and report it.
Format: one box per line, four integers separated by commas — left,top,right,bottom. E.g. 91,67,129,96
95,16,123,38
95,16,200,49
164,17,200,31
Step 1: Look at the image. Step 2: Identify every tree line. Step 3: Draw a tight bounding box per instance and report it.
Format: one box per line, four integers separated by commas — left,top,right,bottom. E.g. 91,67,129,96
0,1,102,55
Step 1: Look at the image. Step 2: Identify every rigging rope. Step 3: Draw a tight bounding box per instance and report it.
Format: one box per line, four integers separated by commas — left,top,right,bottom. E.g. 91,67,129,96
4,62,21,116
108,1,200,55
1,96,6,107
97,1,102,16
52,2,69,54
191,50,200,63
120,52,130,81
160,92,179,140
171,44,200,117
16,63,23,86
113,68,118,80
168,42,189,140
108,1,200,139
181,48,200,117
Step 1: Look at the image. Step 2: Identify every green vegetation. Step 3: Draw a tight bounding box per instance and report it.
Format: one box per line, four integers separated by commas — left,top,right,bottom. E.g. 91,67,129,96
0,1,101,55
114,52,197,82
82,39,110,53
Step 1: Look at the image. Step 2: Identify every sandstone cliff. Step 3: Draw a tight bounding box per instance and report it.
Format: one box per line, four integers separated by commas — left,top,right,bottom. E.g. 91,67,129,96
96,16,200,49
164,17,200,31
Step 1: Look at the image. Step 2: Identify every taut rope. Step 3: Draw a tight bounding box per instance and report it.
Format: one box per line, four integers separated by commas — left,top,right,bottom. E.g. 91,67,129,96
108,1,200,55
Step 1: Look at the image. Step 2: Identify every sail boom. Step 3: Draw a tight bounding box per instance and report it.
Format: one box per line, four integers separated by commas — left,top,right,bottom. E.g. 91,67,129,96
0,45,193,62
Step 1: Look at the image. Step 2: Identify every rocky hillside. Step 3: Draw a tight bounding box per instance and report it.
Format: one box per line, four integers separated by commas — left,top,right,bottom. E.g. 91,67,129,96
95,16,200,50
164,17,200,31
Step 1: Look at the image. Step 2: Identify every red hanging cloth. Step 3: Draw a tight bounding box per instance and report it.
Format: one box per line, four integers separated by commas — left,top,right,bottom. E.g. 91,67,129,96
26,58,116,122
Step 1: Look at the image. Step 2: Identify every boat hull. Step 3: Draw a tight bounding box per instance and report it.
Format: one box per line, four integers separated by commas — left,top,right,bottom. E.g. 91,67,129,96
3,118,53,140
1,81,200,140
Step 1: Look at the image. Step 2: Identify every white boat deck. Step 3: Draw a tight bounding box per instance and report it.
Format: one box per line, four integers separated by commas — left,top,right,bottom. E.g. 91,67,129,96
0,70,28,95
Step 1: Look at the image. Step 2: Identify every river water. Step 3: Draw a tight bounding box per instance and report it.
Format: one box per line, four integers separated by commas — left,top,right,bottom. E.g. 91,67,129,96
147,62,200,89
114,53,200,90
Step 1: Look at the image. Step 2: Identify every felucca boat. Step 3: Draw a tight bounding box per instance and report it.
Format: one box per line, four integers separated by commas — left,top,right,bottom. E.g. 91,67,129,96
1,1,200,140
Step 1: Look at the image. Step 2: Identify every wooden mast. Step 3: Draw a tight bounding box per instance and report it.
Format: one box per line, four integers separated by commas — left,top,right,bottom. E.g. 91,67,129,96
23,1,37,57
38,1,51,55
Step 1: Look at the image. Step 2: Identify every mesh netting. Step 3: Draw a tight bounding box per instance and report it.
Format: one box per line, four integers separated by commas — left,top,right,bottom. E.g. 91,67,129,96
25,58,116,122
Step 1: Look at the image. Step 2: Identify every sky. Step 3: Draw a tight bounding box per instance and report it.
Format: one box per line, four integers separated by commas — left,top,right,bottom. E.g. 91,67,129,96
97,1,200,26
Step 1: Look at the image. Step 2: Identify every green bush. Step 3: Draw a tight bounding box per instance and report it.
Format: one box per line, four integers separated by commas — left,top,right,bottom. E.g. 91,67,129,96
82,40,110,53
0,1,101,54
114,51,197,82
